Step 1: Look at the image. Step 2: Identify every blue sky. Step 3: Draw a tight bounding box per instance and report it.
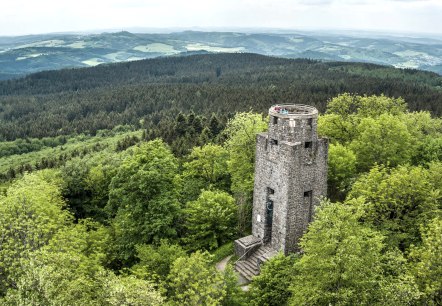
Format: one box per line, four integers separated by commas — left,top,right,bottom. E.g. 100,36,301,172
1,0,441,36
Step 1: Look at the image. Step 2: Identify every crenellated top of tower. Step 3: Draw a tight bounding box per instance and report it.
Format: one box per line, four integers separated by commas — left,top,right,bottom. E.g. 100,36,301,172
268,104,319,144
269,104,318,119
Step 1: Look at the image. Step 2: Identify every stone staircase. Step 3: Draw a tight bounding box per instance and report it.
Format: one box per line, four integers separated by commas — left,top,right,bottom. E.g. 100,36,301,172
235,245,277,281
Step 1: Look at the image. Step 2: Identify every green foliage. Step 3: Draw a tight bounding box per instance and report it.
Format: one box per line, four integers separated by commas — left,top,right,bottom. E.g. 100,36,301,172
2,223,108,305
409,218,442,304
102,274,165,306
290,199,386,305
224,112,267,196
0,135,67,158
131,241,186,284
61,150,125,221
348,165,440,249
2,218,163,306
319,93,407,144
326,93,407,119
222,265,246,306
0,173,71,295
168,251,226,305
224,112,267,234
0,130,142,183
107,139,180,264
181,143,230,203
414,135,442,165
400,111,442,139
248,253,296,306
2,54,442,144
327,143,357,201
377,248,422,305
319,94,441,173
210,242,234,264
183,143,230,186
147,111,226,157
317,113,356,144
183,190,238,251
428,162,442,204
350,114,415,171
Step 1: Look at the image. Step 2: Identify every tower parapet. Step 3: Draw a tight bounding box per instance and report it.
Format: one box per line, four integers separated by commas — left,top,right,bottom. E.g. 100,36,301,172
268,104,318,144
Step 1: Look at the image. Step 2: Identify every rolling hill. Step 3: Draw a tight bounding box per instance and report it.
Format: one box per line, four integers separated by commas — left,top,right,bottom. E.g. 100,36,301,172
1,30,442,80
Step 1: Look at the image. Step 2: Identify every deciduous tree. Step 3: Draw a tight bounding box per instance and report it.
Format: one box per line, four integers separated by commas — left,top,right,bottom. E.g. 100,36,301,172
183,190,237,251
107,139,180,264
168,251,226,305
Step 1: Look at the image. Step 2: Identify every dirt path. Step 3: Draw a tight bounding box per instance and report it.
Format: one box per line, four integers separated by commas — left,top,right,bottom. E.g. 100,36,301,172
215,255,233,272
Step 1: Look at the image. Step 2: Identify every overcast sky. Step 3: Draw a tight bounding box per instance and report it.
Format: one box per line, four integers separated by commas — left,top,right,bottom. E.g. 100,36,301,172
1,0,441,36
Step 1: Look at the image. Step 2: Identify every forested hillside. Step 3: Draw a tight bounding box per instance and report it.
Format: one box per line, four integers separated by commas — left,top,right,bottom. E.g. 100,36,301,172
1,53,442,143
0,54,441,305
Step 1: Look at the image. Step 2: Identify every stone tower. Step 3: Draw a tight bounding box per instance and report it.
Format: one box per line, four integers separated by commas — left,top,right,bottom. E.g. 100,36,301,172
234,104,328,280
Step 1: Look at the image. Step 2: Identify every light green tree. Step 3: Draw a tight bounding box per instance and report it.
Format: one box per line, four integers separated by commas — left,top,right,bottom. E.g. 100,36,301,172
107,139,180,264
0,172,71,295
181,143,230,203
248,253,296,306
131,240,186,285
428,162,442,207
290,199,386,305
183,190,238,251
168,251,226,306
2,220,164,306
350,114,415,171
408,217,442,304
224,112,267,195
413,135,442,165
222,265,246,306
3,224,107,305
318,93,407,144
348,165,440,249
326,93,406,118
400,111,442,140
327,143,357,201
103,274,165,306
223,112,267,233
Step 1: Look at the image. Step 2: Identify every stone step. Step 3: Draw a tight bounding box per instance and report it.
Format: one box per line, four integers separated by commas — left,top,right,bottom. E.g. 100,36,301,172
254,246,273,257
242,258,259,272
237,258,259,273
235,263,255,280
255,246,271,253
250,248,275,262
235,265,253,281
234,244,278,282
235,261,257,281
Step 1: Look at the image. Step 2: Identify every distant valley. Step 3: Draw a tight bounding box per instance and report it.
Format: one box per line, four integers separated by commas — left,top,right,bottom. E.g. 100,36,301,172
1,30,442,80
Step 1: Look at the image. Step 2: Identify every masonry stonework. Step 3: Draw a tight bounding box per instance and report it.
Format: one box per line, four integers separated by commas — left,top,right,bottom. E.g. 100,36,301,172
235,105,328,278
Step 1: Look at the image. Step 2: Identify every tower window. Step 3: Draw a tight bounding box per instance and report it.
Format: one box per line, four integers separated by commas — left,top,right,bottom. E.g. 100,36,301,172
272,116,278,125
304,190,312,197
271,139,278,145
304,141,312,148
307,118,313,127
267,187,275,195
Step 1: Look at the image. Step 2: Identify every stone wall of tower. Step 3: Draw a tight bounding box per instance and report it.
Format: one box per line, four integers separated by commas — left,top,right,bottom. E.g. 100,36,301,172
251,108,328,254
268,112,318,143
284,138,328,253
252,133,292,251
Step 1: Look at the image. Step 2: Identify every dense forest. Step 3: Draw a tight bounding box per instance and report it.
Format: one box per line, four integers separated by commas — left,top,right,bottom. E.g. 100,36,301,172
1,54,442,142
0,54,441,305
